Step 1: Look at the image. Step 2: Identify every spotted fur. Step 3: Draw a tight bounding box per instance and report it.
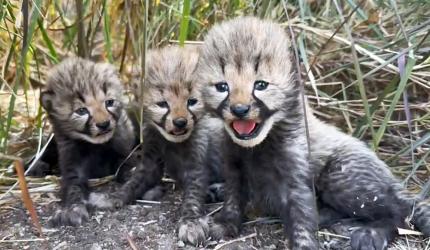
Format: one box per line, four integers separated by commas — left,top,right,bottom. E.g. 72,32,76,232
89,46,224,246
197,16,430,250
41,57,137,227
198,17,318,250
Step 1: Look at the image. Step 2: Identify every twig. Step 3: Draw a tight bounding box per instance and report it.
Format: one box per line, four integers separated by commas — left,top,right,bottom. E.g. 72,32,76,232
14,159,43,236
243,217,282,225
135,199,162,205
206,205,223,216
213,233,257,250
0,238,47,243
139,220,157,226
398,228,423,236
318,231,350,239
0,134,54,201
125,233,138,250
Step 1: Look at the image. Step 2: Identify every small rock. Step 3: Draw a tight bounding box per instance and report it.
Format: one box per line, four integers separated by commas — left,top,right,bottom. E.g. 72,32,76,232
90,243,102,250
177,240,185,248
52,241,67,250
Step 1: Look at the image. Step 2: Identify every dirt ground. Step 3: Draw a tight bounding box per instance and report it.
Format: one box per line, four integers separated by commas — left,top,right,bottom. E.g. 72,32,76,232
1,183,429,250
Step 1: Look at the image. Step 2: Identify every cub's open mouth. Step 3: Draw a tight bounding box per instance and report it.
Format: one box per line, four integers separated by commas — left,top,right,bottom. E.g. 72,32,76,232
97,129,112,136
170,129,188,136
231,120,262,139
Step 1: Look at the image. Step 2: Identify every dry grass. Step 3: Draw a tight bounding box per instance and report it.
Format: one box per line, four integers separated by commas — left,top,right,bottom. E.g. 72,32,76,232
0,0,429,249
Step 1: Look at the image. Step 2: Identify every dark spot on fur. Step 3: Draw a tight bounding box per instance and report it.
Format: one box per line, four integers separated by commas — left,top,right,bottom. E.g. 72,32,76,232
254,53,261,73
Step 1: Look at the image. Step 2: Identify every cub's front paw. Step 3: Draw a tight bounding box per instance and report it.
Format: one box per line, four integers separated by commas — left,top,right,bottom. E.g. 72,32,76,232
48,204,89,227
88,192,125,210
208,215,240,241
178,217,210,246
351,227,387,250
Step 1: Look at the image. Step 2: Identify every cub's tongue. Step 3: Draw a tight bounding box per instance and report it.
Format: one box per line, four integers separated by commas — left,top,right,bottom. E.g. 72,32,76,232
232,120,256,135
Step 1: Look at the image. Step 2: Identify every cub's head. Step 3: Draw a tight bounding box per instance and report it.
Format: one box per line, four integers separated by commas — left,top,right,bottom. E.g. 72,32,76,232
197,17,299,148
142,46,204,143
41,57,124,144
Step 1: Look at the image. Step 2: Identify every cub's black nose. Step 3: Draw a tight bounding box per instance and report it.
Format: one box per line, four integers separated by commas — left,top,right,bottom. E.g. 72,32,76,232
173,117,188,129
96,120,110,130
230,104,250,118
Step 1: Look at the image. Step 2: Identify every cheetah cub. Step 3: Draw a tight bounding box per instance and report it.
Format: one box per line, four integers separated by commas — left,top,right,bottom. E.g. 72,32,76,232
41,58,137,227
90,46,224,246
197,17,430,250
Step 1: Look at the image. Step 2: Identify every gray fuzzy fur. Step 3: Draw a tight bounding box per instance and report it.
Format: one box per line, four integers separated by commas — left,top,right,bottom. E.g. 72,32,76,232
90,46,224,246
197,16,430,250
41,57,136,227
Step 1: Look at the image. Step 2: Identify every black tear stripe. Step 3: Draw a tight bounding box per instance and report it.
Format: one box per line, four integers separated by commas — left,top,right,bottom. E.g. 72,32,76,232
107,108,119,122
83,114,92,135
252,91,276,118
216,92,230,119
154,108,170,129
187,106,197,124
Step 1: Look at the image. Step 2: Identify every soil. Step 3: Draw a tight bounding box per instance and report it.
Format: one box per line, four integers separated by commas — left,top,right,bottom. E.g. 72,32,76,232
0,183,428,250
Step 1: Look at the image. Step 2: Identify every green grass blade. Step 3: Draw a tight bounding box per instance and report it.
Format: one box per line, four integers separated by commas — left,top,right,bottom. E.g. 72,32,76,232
178,0,191,47
373,53,416,149
37,18,59,63
102,0,113,62
2,0,43,151
388,132,430,163
103,0,113,63
352,75,399,138
333,0,375,145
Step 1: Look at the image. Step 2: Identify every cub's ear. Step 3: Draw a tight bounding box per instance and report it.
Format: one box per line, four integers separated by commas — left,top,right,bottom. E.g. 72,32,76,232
40,89,55,112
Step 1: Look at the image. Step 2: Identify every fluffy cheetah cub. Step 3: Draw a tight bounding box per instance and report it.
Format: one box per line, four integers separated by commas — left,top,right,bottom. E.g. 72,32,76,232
90,46,224,246
197,17,430,250
41,58,137,227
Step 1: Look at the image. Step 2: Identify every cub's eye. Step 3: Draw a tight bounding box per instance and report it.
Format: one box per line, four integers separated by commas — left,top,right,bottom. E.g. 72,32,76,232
215,82,229,92
187,98,198,106
156,101,169,108
254,80,269,91
105,99,115,107
75,107,89,116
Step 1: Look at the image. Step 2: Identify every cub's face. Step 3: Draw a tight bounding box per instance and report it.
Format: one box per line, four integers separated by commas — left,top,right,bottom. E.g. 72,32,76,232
198,17,297,148
142,46,204,143
143,83,203,143
41,58,124,144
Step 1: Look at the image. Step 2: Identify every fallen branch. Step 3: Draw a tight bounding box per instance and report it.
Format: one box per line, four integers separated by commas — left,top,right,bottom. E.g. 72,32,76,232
213,233,257,250
125,233,138,250
14,159,43,236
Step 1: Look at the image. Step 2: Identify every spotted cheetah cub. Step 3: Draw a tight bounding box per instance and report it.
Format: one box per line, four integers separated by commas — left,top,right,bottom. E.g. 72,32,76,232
197,17,430,250
90,46,224,246
41,58,137,227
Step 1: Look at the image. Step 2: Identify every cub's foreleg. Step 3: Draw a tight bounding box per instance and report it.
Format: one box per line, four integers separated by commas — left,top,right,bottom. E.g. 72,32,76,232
177,165,210,246
208,157,245,241
48,143,90,227
89,153,162,209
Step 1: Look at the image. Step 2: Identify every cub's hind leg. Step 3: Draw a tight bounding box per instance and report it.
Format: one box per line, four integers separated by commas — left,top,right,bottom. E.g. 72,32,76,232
316,151,410,250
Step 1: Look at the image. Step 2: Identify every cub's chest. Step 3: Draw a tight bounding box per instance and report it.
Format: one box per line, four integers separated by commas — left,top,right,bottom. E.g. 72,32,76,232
162,143,194,177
